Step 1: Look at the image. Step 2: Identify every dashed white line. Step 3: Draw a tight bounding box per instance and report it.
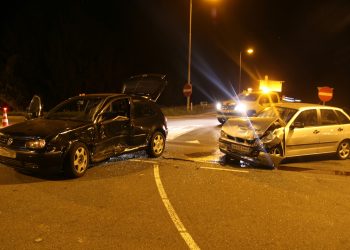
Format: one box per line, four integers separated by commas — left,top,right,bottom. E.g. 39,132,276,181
153,165,200,250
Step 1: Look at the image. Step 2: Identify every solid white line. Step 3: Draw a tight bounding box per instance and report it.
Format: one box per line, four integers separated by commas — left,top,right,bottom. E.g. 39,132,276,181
200,166,249,173
153,165,200,250
130,159,158,164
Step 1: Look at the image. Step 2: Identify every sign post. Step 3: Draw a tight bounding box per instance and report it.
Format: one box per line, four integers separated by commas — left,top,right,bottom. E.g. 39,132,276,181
318,86,333,105
183,83,192,111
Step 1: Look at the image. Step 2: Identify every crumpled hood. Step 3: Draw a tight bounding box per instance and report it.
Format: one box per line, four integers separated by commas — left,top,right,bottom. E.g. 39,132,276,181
222,117,279,140
0,118,88,138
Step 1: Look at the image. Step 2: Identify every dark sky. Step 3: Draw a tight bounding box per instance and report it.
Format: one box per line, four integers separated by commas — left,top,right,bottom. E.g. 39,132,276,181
0,0,349,109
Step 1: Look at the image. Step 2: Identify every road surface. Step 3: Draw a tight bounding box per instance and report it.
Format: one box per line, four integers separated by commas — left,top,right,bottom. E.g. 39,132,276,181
0,113,350,249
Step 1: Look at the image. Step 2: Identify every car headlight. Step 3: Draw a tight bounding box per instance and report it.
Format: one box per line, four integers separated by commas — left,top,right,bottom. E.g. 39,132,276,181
220,130,228,138
234,103,247,113
216,102,222,110
25,139,46,149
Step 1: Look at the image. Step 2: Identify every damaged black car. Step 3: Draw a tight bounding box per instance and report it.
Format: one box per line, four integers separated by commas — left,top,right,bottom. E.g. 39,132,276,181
0,74,168,178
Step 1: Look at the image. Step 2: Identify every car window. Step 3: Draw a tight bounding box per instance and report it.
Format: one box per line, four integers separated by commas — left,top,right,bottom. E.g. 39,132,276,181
335,110,350,124
270,94,279,103
103,98,130,120
294,109,318,127
320,109,339,125
133,101,156,118
46,97,103,121
257,106,297,123
238,93,259,101
259,95,269,105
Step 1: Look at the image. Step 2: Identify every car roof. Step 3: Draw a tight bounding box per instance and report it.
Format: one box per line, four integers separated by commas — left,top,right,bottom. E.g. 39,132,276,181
275,102,343,111
76,93,126,98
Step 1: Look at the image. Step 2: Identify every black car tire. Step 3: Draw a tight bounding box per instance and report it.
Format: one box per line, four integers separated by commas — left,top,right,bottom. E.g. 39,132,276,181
336,140,350,160
218,118,226,124
147,131,165,158
64,142,89,178
269,145,283,157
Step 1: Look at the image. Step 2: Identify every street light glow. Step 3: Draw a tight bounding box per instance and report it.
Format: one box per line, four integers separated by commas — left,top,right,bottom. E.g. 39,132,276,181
247,48,254,54
204,0,221,3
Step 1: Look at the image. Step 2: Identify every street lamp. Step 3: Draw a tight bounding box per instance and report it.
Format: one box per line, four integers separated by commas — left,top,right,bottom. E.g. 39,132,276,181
239,48,254,93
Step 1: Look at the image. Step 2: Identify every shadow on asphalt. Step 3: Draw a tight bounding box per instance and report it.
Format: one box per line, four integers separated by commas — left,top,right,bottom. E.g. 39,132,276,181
0,151,153,184
219,154,350,176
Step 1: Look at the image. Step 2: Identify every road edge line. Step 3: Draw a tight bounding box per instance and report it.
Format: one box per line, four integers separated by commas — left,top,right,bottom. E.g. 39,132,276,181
153,164,200,250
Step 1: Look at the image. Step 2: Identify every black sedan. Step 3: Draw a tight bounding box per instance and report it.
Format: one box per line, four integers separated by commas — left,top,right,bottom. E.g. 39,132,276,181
0,74,168,177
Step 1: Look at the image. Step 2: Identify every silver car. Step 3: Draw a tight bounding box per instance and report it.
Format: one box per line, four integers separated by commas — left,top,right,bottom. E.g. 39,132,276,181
219,103,350,167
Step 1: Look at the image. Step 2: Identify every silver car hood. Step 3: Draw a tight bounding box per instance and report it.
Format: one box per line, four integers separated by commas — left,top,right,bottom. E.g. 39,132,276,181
222,117,279,140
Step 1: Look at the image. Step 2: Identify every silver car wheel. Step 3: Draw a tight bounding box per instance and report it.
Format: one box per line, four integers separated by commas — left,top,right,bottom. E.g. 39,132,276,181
64,142,89,178
269,146,283,157
147,131,165,158
337,141,350,160
152,134,164,154
73,146,88,174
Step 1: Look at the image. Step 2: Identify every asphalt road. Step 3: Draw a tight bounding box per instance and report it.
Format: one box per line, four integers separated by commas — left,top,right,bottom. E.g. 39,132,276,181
0,113,350,249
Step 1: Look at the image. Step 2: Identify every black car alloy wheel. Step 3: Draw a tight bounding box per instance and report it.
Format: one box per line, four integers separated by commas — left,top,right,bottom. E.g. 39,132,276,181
147,131,165,158
64,142,89,178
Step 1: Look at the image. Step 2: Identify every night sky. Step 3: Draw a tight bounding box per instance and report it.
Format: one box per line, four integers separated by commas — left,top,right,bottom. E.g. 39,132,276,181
0,0,349,110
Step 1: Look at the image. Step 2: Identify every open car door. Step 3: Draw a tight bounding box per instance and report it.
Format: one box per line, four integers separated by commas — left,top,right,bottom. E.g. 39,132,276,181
26,95,43,119
122,74,167,102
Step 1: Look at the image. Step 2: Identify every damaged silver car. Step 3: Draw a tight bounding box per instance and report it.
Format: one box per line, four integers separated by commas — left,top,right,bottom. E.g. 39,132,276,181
219,103,350,168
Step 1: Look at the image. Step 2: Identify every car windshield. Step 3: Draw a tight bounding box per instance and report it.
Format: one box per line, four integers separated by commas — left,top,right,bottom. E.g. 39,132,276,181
257,106,298,123
46,97,104,121
237,93,260,101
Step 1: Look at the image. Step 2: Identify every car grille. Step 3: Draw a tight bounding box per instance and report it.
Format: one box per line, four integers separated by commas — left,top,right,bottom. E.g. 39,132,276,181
0,134,31,149
221,104,235,111
227,134,256,145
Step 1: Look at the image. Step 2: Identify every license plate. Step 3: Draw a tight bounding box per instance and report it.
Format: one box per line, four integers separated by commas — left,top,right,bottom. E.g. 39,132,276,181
0,147,16,158
230,144,250,153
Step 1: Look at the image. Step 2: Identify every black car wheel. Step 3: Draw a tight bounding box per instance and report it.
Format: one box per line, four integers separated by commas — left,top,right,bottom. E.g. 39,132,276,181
218,118,226,124
147,131,165,158
64,142,89,178
336,140,350,160
269,145,283,157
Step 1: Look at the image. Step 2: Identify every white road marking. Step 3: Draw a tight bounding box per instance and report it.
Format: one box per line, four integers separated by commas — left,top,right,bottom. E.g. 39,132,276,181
167,125,202,140
200,166,249,173
153,165,200,250
185,140,200,144
130,159,158,164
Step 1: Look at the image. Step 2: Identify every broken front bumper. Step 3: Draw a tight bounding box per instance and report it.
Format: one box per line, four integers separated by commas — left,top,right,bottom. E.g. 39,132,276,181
219,138,283,168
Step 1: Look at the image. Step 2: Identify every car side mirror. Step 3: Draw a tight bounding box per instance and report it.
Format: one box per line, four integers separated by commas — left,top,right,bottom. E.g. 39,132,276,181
26,95,43,120
290,121,304,130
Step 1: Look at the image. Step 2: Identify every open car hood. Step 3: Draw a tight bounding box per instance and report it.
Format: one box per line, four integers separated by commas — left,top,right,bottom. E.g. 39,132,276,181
222,117,280,140
122,74,167,102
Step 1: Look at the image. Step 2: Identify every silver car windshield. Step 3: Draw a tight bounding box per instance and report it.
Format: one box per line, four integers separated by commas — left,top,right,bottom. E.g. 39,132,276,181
237,93,260,101
46,97,103,121
257,106,298,123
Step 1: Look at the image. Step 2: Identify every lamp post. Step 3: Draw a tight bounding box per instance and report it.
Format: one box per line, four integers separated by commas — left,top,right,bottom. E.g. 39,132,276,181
186,0,220,111
186,0,193,111
239,48,254,93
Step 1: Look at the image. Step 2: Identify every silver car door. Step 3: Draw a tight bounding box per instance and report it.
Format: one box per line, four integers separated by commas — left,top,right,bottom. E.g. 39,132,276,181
285,109,320,157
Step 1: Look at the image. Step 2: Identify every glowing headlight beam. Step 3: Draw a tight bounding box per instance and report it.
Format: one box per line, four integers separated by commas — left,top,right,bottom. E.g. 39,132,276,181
25,139,46,149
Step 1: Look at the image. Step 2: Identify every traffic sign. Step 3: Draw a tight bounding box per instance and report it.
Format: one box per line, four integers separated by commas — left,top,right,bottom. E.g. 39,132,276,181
318,86,333,102
183,83,192,97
